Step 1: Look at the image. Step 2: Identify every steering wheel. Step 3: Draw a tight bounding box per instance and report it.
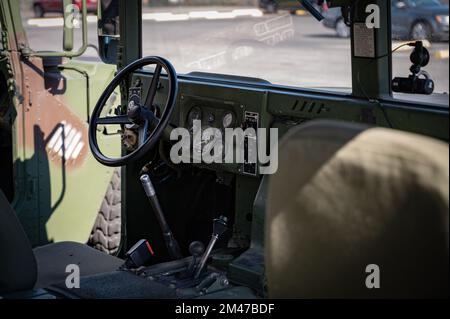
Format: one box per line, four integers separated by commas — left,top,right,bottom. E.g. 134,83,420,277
89,56,178,167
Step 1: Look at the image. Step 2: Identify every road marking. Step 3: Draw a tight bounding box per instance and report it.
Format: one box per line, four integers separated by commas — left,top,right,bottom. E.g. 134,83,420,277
434,50,449,59
27,9,263,27
294,9,307,16
142,12,189,22
27,15,97,27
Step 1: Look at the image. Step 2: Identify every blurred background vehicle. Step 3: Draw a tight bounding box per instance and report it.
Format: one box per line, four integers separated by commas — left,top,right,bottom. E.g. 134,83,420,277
32,0,97,17
259,0,323,14
322,0,449,40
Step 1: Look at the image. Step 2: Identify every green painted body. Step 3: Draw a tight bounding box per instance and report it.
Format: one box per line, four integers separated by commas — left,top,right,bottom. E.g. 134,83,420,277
1,0,120,246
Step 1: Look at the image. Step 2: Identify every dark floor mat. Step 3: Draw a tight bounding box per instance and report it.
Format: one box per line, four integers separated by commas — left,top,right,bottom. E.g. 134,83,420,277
48,271,177,299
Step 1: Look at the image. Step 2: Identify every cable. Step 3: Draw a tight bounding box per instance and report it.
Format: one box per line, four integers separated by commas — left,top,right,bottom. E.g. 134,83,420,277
379,41,417,59
356,41,418,128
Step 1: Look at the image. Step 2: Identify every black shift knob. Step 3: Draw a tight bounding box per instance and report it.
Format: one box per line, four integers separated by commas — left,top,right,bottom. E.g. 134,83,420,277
212,216,228,237
189,241,205,257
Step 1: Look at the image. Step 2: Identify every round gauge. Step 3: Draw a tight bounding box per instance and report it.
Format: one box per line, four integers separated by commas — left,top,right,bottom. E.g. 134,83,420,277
222,112,235,128
187,107,202,126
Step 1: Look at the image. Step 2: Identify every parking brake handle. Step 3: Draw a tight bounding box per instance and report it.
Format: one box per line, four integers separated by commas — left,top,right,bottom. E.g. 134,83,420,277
140,174,183,260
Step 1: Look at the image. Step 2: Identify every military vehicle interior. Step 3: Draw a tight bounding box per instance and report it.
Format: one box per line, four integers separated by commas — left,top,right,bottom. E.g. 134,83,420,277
0,0,448,299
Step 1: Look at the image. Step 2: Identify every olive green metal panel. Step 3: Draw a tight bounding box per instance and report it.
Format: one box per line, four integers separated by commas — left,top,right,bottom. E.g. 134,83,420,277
1,0,121,246
266,90,449,141
228,175,268,294
40,61,120,244
56,60,118,123
11,59,120,246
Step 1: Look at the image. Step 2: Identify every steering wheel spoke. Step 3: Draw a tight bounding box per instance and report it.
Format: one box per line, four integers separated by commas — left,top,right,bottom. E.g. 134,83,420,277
96,115,132,125
145,64,162,109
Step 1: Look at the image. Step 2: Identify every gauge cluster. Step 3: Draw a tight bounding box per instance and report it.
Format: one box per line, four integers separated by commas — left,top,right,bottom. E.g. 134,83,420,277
179,94,254,175
186,106,238,131
186,105,239,163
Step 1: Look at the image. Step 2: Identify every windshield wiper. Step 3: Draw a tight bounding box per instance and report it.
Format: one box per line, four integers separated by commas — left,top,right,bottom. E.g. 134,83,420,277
299,0,325,21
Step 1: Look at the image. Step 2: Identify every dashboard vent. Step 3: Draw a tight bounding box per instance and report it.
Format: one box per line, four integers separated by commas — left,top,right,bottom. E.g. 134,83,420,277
291,100,328,115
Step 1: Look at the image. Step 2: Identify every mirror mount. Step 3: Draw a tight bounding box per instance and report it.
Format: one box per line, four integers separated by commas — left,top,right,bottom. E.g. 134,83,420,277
63,0,74,52
24,0,88,58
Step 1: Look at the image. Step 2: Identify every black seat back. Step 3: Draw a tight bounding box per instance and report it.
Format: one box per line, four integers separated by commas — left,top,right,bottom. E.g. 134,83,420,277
0,190,37,294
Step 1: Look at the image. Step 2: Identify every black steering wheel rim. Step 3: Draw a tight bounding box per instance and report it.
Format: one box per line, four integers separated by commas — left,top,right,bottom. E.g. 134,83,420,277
89,56,178,167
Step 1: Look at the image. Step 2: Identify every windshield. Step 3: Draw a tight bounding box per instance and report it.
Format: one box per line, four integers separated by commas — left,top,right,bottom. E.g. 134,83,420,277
140,1,351,91
20,0,448,97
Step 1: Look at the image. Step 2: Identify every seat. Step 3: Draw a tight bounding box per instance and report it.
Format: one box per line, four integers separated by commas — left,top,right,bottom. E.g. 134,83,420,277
266,120,449,298
0,190,123,294
33,241,123,289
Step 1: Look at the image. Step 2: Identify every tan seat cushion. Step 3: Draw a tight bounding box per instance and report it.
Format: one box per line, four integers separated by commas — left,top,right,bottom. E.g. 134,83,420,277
266,120,449,298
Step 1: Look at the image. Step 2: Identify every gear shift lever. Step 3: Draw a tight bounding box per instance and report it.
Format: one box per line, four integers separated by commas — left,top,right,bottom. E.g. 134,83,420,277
140,174,182,260
194,216,228,278
185,241,205,276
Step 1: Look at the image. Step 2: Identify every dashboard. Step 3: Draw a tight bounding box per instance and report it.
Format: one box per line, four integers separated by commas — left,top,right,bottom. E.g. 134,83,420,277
129,70,449,179
130,72,269,177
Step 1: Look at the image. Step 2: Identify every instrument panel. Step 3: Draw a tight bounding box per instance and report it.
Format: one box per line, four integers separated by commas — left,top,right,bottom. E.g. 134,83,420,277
185,106,238,131
178,94,259,176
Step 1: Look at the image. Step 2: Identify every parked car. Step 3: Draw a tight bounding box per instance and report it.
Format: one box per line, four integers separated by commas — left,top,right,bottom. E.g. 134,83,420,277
33,0,98,18
323,0,449,41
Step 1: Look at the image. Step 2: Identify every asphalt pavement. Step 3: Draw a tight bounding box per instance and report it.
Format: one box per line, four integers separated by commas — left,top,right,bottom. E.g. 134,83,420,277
23,6,449,95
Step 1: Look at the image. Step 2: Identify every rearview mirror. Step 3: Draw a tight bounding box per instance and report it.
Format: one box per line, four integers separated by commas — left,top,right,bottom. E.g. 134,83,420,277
98,0,120,64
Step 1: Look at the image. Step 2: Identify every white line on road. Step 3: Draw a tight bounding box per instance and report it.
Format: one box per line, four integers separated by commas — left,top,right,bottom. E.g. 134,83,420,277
141,12,190,22
27,9,263,27
27,15,97,27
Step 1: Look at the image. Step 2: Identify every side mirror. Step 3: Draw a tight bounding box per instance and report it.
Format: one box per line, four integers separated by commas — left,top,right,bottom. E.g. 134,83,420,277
98,0,120,64
63,0,74,51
